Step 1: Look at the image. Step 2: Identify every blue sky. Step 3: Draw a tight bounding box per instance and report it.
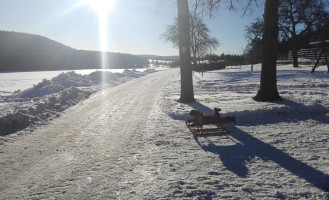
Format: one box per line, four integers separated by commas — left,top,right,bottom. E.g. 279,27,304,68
0,0,264,56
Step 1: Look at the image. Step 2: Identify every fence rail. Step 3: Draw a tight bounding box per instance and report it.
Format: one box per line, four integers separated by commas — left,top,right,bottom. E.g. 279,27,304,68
287,48,328,65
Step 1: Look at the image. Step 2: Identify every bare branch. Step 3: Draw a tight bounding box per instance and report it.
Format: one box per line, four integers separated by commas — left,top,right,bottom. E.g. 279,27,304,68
191,0,260,19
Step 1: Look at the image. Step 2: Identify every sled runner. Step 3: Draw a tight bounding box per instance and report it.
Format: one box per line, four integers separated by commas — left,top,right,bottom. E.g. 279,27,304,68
187,125,230,135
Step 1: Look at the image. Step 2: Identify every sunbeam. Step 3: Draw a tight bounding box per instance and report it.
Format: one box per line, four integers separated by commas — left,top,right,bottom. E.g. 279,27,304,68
78,0,116,68
77,0,117,84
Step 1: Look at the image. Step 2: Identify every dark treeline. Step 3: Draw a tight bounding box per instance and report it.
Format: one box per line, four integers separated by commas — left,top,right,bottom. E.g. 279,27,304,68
218,53,246,63
0,31,149,72
140,54,179,62
202,53,247,65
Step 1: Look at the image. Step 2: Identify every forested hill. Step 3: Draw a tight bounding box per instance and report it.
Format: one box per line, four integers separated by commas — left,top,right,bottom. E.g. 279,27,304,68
0,31,149,71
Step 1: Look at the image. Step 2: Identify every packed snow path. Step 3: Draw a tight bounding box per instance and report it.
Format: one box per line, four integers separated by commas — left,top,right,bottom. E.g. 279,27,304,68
1,67,329,199
0,69,178,199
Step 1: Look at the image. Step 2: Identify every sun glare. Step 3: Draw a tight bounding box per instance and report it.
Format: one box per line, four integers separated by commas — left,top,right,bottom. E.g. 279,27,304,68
78,0,116,74
80,0,116,14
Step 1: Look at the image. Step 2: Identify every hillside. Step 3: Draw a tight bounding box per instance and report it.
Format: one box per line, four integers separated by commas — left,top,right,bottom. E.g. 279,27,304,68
0,31,149,71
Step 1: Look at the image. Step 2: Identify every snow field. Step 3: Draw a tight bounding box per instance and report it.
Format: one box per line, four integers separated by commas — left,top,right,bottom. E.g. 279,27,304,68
162,64,329,124
158,65,329,199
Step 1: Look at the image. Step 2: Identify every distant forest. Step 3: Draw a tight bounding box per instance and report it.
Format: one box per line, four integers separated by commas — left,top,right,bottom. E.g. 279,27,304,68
0,31,160,72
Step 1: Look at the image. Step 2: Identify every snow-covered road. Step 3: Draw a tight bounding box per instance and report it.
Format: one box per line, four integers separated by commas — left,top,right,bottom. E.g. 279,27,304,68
0,69,179,199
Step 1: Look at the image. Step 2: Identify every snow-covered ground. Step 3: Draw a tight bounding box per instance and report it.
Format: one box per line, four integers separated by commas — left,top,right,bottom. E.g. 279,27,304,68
0,64,328,199
163,64,329,122
159,64,329,199
0,69,156,135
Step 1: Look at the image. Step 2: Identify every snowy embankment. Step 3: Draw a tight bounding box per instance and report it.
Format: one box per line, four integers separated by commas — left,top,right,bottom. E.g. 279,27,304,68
159,64,329,199
0,69,155,135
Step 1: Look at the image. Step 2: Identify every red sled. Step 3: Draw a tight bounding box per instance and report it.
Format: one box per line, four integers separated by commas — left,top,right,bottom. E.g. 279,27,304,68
186,109,236,134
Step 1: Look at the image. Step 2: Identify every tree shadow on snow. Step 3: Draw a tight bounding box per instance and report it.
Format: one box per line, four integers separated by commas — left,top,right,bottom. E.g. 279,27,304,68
220,99,328,126
192,103,329,192
194,129,329,191
273,99,329,124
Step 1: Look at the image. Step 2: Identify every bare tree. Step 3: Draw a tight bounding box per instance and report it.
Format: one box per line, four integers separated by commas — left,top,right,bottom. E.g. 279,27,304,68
177,0,194,102
190,14,219,65
161,14,219,66
191,0,258,18
161,23,179,47
279,0,329,67
245,18,263,42
244,18,263,71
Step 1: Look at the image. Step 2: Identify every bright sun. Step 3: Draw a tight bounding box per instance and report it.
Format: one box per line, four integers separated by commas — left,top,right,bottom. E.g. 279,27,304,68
80,0,116,14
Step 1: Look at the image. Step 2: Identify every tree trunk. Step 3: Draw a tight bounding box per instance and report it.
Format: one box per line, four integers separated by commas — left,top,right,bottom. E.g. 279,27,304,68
292,35,299,67
177,0,194,102
254,0,282,102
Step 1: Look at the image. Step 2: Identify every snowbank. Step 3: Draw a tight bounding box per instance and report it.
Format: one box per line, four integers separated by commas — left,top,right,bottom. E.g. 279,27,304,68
0,69,156,135
0,87,93,134
20,72,92,98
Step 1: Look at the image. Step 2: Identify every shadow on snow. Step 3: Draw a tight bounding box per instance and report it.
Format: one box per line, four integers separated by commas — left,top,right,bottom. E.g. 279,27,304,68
191,102,329,192
189,100,329,126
